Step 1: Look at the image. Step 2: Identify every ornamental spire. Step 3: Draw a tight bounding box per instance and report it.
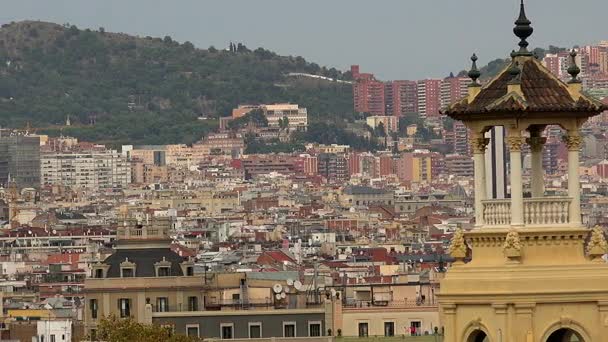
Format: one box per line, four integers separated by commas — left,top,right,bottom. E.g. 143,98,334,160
567,49,581,84
513,0,533,56
468,54,481,87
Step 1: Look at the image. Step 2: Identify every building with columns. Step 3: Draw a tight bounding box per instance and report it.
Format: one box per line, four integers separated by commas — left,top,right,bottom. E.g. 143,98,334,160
439,2,608,342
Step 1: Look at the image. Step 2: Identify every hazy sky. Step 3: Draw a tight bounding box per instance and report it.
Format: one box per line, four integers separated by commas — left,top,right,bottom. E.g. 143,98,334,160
2,0,607,80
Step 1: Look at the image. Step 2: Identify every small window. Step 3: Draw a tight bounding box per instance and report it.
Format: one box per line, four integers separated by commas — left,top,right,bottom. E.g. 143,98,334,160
283,322,296,337
90,329,97,341
51,335,56,342
249,323,262,338
309,321,322,337
384,322,395,337
221,324,233,339
118,298,131,318
90,299,98,319
121,268,134,278
186,324,199,338
358,323,369,337
186,266,194,276
156,297,169,312
158,266,170,277
94,269,103,278
187,296,198,311
410,321,421,336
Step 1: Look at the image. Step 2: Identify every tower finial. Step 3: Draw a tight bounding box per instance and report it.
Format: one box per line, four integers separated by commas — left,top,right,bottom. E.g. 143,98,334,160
513,0,533,56
568,49,581,84
468,53,481,87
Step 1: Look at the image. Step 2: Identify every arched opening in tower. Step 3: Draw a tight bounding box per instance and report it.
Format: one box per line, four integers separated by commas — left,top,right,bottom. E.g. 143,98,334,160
546,328,584,342
467,330,489,342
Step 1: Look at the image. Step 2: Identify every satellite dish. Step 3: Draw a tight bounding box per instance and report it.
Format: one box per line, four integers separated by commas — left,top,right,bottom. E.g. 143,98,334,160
330,289,337,297
275,293,282,300
273,284,283,294
294,280,302,291
287,278,294,286
281,292,286,299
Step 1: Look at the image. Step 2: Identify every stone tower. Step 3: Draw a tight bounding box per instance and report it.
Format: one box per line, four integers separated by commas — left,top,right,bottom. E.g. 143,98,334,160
438,2,608,342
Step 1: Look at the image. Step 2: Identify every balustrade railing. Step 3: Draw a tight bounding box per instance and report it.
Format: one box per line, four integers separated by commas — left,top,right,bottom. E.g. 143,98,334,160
524,197,570,225
481,197,572,227
482,199,511,226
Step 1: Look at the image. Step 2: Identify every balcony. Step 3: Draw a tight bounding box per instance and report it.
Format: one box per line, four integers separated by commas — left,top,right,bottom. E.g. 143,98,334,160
482,196,572,227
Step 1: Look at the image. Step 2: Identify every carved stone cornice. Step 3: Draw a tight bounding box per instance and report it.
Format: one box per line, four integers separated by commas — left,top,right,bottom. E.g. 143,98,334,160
526,136,547,153
506,136,525,152
470,137,490,154
563,135,583,151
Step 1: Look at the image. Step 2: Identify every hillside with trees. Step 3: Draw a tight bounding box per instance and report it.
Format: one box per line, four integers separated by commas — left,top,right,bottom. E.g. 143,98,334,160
0,21,353,145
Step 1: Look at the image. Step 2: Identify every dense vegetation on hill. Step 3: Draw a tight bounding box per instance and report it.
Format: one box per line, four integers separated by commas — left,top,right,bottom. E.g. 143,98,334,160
0,21,353,145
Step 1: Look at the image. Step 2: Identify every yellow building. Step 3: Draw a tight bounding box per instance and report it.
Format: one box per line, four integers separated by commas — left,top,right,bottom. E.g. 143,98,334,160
411,155,432,183
439,2,608,342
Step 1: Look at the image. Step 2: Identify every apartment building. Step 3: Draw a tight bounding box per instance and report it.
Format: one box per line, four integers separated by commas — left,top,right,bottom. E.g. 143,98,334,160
41,149,131,190
385,80,417,116
0,135,41,189
416,79,442,119
440,75,471,110
261,104,308,131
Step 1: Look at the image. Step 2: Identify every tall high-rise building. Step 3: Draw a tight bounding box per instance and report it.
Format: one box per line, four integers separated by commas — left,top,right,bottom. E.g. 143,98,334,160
385,80,418,116
542,52,570,79
440,76,471,110
582,45,602,67
453,121,470,156
351,65,386,116
0,135,41,189
416,79,442,119
317,153,348,183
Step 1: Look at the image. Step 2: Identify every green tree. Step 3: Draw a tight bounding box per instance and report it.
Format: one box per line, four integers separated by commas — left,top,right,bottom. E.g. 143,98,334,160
280,115,289,130
374,122,386,137
94,315,199,342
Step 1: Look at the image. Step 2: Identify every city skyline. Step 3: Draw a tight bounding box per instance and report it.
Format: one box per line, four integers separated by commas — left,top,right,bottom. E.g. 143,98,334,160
2,0,608,80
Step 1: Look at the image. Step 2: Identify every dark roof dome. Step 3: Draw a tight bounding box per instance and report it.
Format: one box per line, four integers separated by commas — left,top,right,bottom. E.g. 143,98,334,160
103,248,186,278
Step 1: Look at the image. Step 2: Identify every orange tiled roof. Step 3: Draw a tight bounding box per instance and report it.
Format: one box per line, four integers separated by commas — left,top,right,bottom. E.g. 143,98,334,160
445,58,606,117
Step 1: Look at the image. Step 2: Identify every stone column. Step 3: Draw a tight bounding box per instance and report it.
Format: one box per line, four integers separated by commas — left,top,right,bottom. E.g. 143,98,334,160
564,133,583,226
471,136,489,228
526,136,546,198
441,303,457,342
507,135,525,227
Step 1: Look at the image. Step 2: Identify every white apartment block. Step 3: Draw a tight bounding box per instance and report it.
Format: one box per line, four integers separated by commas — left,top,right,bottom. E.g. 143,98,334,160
41,149,131,190
261,103,308,131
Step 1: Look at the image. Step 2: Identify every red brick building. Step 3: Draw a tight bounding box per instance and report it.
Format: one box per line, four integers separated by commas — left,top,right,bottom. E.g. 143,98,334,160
385,80,418,116
416,79,442,119
352,65,385,115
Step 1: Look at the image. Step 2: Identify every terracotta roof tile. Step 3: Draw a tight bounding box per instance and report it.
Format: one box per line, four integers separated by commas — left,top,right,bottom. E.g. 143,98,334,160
444,57,606,116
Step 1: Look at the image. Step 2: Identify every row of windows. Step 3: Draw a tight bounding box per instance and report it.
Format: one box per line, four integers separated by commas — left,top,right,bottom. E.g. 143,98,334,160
89,296,200,319
358,321,422,337
93,265,193,278
38,335,67,342
184,321,322,339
